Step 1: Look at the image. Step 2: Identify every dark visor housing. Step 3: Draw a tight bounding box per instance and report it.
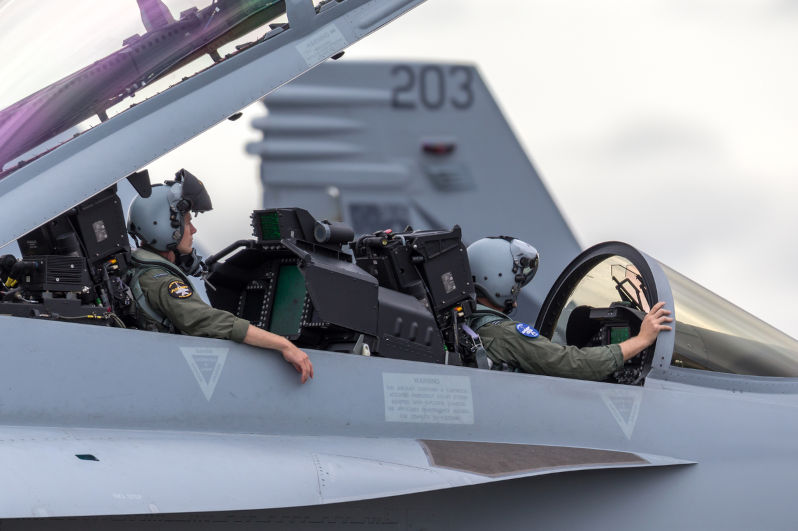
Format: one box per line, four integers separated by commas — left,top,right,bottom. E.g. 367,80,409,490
174,168,213,213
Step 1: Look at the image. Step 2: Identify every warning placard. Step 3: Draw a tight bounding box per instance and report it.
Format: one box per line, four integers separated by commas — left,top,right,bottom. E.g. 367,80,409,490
383,373,474,425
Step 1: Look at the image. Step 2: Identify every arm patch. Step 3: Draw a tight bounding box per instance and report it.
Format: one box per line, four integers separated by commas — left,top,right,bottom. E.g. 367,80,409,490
515,323,539,338
168,280,193,299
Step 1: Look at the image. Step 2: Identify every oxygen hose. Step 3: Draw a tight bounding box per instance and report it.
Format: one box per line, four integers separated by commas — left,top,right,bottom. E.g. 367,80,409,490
3,260,37,288
37,312,126,328
0,254,17,287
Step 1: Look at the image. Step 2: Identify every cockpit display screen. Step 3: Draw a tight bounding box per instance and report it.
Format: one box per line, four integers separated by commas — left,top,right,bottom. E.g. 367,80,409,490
256,211,282,241
610,326,631,344
268,265,306,337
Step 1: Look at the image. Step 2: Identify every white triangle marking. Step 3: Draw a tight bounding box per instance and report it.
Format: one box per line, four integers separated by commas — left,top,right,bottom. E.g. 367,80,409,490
601,388,643,440
180,347,229,401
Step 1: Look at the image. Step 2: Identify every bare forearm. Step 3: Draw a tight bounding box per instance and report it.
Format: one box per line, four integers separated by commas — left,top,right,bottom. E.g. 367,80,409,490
619,336,650,361
242,325,314,383
242,324,292,351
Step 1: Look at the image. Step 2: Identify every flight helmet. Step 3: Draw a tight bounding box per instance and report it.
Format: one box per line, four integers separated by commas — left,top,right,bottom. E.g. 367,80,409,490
128,169,212,273
467,236,539,313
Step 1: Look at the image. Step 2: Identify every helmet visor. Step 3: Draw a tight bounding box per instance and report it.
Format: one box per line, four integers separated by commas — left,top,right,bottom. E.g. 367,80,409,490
175,169,213,213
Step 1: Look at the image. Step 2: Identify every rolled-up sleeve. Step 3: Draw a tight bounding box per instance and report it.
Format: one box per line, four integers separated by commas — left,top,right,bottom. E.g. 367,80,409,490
140,273,251,342
480,320,623,381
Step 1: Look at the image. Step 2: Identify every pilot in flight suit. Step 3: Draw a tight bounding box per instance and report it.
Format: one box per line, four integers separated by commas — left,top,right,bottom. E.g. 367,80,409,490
127,169,313,383
466,237,672,381
129,247,250,341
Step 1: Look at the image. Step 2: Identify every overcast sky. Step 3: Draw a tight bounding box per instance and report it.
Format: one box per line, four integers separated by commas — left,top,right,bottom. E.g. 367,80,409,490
172,0,798,337
2,0,797,337
345,0,798,338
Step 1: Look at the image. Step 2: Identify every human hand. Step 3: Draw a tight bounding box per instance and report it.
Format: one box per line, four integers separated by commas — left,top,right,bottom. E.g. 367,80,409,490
281,344,314,384
639,301,673,347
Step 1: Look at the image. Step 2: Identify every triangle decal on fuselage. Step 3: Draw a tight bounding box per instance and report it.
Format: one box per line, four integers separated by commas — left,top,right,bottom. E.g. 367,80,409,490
601,388,643,440
180,347,229,401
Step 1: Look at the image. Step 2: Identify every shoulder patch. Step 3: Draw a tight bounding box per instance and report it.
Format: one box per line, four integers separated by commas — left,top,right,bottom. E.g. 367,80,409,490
168,280,193,299
515,323,539,338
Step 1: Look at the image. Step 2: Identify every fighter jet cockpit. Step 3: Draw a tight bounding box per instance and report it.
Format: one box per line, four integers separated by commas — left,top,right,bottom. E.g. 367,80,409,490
3,176,798,387
3,171,796,389
0,194,481,366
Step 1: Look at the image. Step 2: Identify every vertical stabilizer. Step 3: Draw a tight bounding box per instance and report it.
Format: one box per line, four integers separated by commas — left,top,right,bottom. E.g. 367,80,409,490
137,0,176,32
248,61,580,319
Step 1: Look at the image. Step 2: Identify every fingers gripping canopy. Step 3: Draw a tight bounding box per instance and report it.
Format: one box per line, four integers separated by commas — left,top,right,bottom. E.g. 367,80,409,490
127,169,212,251
467,236,539,312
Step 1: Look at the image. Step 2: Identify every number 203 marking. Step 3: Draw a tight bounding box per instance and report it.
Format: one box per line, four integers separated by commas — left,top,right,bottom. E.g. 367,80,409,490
391,65,474,110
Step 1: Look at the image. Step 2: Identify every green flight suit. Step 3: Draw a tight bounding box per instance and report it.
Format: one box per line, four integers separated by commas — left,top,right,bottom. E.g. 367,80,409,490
130,248,250,342
468,305,622,381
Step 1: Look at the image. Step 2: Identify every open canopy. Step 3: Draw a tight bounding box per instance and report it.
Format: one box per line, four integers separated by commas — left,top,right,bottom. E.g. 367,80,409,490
0,0,287,173
0,0,427,250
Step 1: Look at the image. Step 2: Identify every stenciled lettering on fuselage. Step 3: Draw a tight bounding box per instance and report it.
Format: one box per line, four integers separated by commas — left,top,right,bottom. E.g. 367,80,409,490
383,373,474,425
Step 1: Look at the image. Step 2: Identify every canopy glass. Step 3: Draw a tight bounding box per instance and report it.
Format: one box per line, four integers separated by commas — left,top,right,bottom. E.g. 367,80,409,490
663,263,798,377
0,0,286,173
